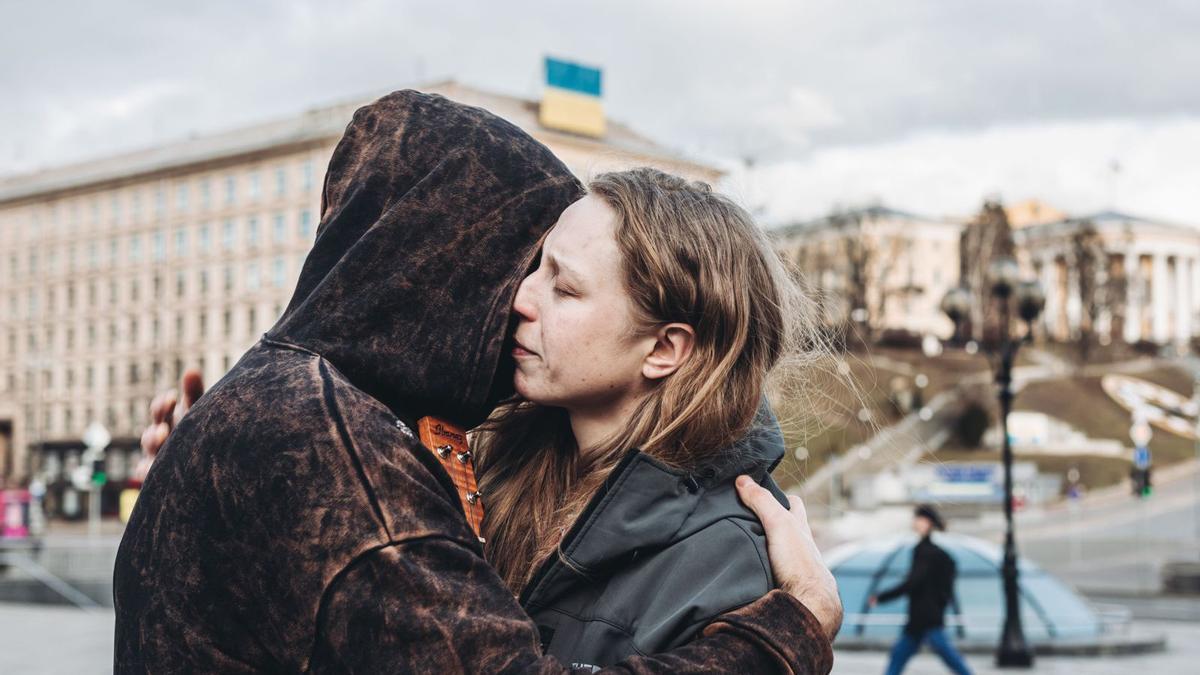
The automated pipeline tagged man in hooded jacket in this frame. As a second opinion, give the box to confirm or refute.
[113,90,836,673]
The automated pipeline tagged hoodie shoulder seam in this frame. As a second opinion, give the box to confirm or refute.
[315,357,394,542]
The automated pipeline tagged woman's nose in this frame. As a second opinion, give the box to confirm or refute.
[512,273,538,321]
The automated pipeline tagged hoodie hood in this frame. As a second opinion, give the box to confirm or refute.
[267,90,584,427]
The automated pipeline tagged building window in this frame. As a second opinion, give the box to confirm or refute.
[199,269,209,295]
[131,191,142,221]
[176,271,186,298]
[225,175,236,205]
[301,160,314,192]
[88,241,98,269]
[153,231,165,261]
[222,220,235,250]
[247,217,259,246]
[223,310,232,337]
[248,307,257,336]
[200,178,212,210]
[246,262,260,290]
[198,223,211,253]
[249,171,261,201]
[176,183,189,213]
[155,187,166,217]
[299,209,313,239]
[272,213,285,243]
[175,228,188,256]
[130,235,142,263]
[109,238,119,266]
[223,265,234,292]
[199,312,207,338]
[272,257,285,288]
[275,166,286,196]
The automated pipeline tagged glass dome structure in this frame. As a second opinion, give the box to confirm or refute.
[828,533,1102,646]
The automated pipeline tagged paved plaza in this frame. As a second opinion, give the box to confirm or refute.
[0,602,1197,674]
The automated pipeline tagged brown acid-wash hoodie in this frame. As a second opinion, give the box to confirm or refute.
[113,90,833,674]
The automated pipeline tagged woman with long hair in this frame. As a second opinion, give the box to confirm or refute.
[475,167,833,667]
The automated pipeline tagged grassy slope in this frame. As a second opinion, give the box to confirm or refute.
[1012,365,1196,463]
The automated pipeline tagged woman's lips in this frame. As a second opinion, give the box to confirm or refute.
[512,338,537,358]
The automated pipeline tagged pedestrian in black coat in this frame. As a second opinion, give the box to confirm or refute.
[870,504,972,675]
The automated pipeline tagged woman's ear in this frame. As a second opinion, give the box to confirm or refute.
[642,323,695,380]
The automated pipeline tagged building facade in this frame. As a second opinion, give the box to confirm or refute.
[777,203,1200,351]
[1014,210,1200,348]
[773,206,963,338]
[0,81,719,512]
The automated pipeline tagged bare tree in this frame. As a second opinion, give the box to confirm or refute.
[1070,219,1106,361]
[958,200,1015,341]
[828,208,870,326]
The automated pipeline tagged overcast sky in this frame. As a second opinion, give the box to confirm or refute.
[4,0,1199,223]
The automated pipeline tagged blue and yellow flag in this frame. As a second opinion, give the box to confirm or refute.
[539,57,606,138]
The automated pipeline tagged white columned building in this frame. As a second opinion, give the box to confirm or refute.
[1124,248,1143,343]
[1152,253,1171,343]
[1013,211,1200,351]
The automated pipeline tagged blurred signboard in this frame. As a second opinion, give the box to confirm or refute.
[917,464,1003,502]
[540,56,606,137]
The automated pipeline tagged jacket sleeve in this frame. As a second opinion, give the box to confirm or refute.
[308,536,832,674]
[876,546,930,604]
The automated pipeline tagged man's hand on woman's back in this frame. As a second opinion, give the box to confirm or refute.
[133,369,205,481]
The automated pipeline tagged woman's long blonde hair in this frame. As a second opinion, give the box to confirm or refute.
[475,167,825,593]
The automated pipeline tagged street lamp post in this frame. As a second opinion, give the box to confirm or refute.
[943,258,1043,668]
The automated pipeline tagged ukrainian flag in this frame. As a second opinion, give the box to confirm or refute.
[539,57,606,138]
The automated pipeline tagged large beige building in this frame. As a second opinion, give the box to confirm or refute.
[0,80,719,514]
[773,206,963,337]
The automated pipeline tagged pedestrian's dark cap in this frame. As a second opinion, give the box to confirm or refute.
[914,503,946,531]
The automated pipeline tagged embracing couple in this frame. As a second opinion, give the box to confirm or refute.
[113,90,841,673]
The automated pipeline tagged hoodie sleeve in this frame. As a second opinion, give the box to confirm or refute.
[309,536,833,674]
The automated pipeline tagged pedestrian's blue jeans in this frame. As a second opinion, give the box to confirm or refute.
[884,628,972,675]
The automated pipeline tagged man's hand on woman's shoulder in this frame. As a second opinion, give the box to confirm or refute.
[736,475,843,641]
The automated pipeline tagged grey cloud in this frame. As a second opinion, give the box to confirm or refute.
[3,0,1200,173]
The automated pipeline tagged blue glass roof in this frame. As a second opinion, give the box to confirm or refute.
[827,533,1101,643]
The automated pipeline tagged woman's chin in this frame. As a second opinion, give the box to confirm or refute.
[512,372,534,400]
